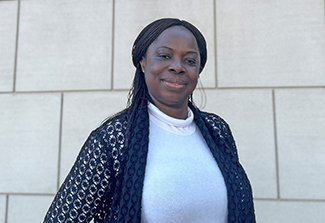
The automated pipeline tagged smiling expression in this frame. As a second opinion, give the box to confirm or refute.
[140,26,201,116]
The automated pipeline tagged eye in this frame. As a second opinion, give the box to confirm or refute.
[158,54,171,59]
[185,58,197,66]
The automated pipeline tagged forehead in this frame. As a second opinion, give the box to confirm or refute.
[149,26,199,51]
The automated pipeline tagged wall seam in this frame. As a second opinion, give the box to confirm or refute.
[213,0,218,89]
[57,93,64,190]
[214,86,325,90]
[272,89,281,199]
[0,192,56,196]
[12,0,21,92]
[0,89,129,95]
[110,0,115,90]
[0,86,324,95]
[4,195,8,223]
[254,197,325,203]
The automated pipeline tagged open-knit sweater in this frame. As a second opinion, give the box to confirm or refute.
[43,102,256,223]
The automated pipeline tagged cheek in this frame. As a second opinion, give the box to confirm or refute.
[148,63,165,75]
[189,74,199,91]
[189,70,200,82]
[144,72,158,92]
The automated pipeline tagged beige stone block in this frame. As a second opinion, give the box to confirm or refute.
[255,200,325,223]
[0,93,61,193]
[0,1,17,92]
[0,195,5,223]
[7,195,53,223]
[60,91,128,183]
[275,89,325,199]
[16,0,112,91]
[217,0,325,87]
[195,89,277,198]
[114,0,215,90]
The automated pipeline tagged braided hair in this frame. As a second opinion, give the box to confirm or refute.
[126,18,207,130]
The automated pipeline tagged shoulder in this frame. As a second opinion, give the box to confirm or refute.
[189,101,232,137]
[196,110,237,152]
[78,110,128,176]
[197,110,230,132]
[92,110,128,138]
[79,110,128,159]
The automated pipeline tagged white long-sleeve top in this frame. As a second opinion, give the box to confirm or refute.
[141,103,228,223]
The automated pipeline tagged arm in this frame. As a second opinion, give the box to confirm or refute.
[44,129,115,223]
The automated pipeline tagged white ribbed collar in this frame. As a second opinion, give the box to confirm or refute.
[148,103,196,135]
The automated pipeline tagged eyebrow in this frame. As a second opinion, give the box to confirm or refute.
[156,46,199,55]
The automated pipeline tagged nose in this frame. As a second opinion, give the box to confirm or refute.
[169,58,185,74]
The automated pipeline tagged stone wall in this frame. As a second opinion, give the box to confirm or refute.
[0,0,324,222]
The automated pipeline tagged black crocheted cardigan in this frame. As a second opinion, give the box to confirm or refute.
[44,103,256,222]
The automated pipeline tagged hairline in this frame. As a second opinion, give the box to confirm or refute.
[143,25,201,59]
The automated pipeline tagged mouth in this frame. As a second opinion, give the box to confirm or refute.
[161,78,186,90]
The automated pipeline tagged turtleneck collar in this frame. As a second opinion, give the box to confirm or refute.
[148,102,196,135]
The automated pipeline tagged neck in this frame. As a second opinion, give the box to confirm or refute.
[152,101,189,120]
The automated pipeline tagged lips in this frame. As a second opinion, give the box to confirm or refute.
[161,78,186,90]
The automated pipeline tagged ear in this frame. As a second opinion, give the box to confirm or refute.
[140,57,146,73]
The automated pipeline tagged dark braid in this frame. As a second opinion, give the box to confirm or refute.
[126,18,207,141]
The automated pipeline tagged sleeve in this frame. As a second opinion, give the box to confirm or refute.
[203,112,240,161]
[223,122,240,161]
[222,121,257,222]
[43,129,115,223]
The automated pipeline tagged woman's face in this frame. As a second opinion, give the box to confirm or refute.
[140,26,201,114]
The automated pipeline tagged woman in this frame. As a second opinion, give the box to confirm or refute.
[44,18,256,223]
